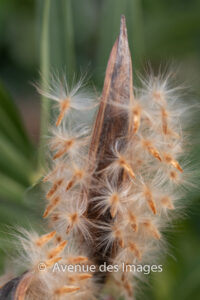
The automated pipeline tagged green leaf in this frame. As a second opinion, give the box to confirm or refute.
[0,83,33,159]
[0,80,37,272]
[0,82,36,196]
[0,134,33,185]
[0,172,25,203]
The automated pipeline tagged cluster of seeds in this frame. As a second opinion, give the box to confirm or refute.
[41,75,96,242]
[89,73,188,299]
[18,76,97,300]
[14,71,190,300]
[17,229,96,300]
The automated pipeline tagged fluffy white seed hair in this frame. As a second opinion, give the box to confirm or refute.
[37,72,98,126]
[7,68,196,300]
[92,70,197,299]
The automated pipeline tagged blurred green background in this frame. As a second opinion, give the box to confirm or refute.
[0,0,200,299]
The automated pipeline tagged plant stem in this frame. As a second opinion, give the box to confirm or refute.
[38,0,50,169]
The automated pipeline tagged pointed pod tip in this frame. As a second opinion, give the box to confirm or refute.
[120,15,127,36]
[120,14,126,24]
